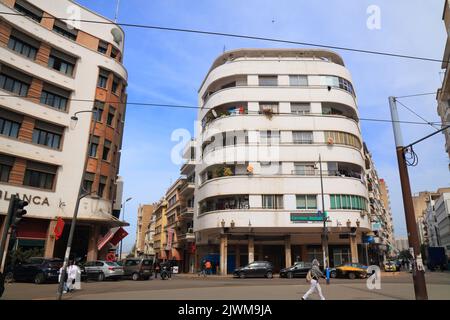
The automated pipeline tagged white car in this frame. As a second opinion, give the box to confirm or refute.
[83,260,124,281]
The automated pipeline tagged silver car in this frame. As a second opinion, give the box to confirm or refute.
[83,260,124,281]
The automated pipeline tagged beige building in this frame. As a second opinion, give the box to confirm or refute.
[438,0,450,165]
[0,0,128,261]
[135,204,154,257]
[152,198,167,261]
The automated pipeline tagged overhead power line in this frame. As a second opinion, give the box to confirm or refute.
[0,11,447,64]
[0,94,446,126]
[395,99,440,130]
[395,92,436,99]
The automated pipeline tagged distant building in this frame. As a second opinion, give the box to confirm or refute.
[424,193,450,258]
[437,0,450,166]
[395,237,409,252]
[135,204,155,257]
[152,198,167,261]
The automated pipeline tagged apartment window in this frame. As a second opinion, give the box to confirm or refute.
[259,75,278,86]
[0,66,31,96]
[262,195,284,209]
[89,136,100,157]
[97,69,109,88]
[112,77,119,94]
[83,172,95,194]
[102,139,111,161]
[260,161,281,175]
[14,0,43,22]
[320,76,355,96]
[98,175,107,197]
[0,154,15,182]
[98,40,108,54]
[260,130,280,145]
[116,113,122,130]
[168,195,177,207]
[111,47,118,59]
[293,162,315,175]
[7,30,39,60]
[289,75,308,86]
[322,105,343,116]
[32,121,63,149]
[53,19,78,41]
[48,49,76,76]
[93,101,104,122]
[23,161,57,190]
[259,102,279,114]
[107,106,116,126]
[291,103,310,115]
[324,131,361,149]
[330,194,367,211]
[0,117,20,138]
[293,131,313,144]
[40,84,70,111]
[296,195,317,209]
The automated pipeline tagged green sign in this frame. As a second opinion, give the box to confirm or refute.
[291,212,326,222]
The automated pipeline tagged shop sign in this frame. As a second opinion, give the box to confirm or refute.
[166,228,174,250]
[0,190,50,206]
[290,211,325,222]
[371,222,381,231]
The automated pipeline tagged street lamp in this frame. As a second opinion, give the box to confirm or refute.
[57,108,99,300]
[315,154,329,271]
[119,197,132,259]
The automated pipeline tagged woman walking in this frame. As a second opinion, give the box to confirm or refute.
[302,259,326,300]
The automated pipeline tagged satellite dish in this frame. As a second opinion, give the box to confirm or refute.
[111,28,123,44]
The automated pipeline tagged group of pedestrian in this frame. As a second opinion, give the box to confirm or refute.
[58,260,81,294]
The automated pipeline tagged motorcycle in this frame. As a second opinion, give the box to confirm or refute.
[160,264,171,280]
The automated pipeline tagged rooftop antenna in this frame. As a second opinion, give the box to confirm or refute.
[114,0,121,23]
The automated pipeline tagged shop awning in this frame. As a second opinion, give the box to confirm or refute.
[97,227,128,251]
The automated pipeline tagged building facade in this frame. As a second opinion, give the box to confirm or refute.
[438,0,450,166]
[143,213,156,257]
[192,49,372,274]
[424,192,450,258]
[135,204,154,257]
[0,0,128,261]
[152,198,167,261]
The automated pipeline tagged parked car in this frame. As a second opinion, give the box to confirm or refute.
[384,261,397,272]
[83,260,124,281]
[279,261,312,278]
[233,261,273,279]
[332,263,368,279]
[7,257,63,284]
[121,258,153,280]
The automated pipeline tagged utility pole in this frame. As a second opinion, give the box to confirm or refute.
[388,96,428,300]
[318,154,329,270]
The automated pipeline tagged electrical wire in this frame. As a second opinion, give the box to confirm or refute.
[0,11,447,64]
[395,99,440,130]
[395,92,436,99]
[404,146,419,167]
[0,93,444,126]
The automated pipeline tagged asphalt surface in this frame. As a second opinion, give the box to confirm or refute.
[2,271,450,300]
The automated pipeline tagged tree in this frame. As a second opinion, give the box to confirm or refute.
[126,244,136,258]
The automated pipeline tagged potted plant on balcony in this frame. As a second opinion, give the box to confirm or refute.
[261,108,274,120]
[223,167,233,176]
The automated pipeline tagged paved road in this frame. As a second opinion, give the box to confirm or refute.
[2,271,450,300]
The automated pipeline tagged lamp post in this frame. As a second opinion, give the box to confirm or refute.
[119,197,132,259]
[57,109,98,300]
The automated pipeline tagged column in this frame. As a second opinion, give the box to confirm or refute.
[350,235,359,263]
[235,244,241,268]
[87,225,100,261]
[284,235,292,268]
[220,234,228,275]
[44,220,57,258]
[301,245,308,262]
[248,236,254,263]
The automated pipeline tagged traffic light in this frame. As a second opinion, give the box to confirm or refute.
[9,197,28,229]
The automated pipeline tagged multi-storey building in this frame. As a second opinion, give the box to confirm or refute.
[143,213,156,258]
[424,192,450,258]
[135,204,154,257]
[363,144,395,264]
[438,0,450,166]
[0,0,128,261]
[193,48,372,274]
[163,178,183,267]
[152,198,167,261]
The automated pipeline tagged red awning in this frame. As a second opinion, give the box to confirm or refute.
[97,227,128,251]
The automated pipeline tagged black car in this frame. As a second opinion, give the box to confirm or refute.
[233,261,273,279]
[8,257,63,284]
[279,261,312,278]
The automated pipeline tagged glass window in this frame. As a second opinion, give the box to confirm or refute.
[52,20,78,40]
[293,131,313,144]
[0,117,20,138]
[289,75,308,86]
[0,73,29,96]
[94,101,104,122]
[296,195,317,209]
[97,75,108,88]
[23,169,55,190]
[89,136,99,157]
[8,36,37,60]
[48,54,75,76]
[32,128,61,149]
[293,162,315,175]
[98,175,107,197]
[98,41,108,54]
[259,130,280,145]
[262,195,283,209]
[112,77,119,94]
[324,131,361,149]
[291,103,310,114]
[107,106,115,126]
[258,75,278,86]
[0,163,12,182]
[40,90,68,111]
[259,103,279,114]
[102,139,111,161]
[14,0,43,22]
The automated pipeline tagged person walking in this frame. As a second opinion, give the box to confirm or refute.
[205,260,212,275]
[199,259,207,277]
[302,259,326,300]
[154,260,160,279]
[67,261,78,293]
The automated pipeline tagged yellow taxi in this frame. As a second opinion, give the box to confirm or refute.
[331,263,368,279]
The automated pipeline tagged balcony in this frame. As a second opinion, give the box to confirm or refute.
[179,206,194,218]
[180,159,196,175]
[178,229,195,242]
[180,179,195,196]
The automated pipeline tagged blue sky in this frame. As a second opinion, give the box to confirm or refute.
[77,0,450,252]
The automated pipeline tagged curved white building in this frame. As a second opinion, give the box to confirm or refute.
[193,49,370,274]
[0,0,127,261]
